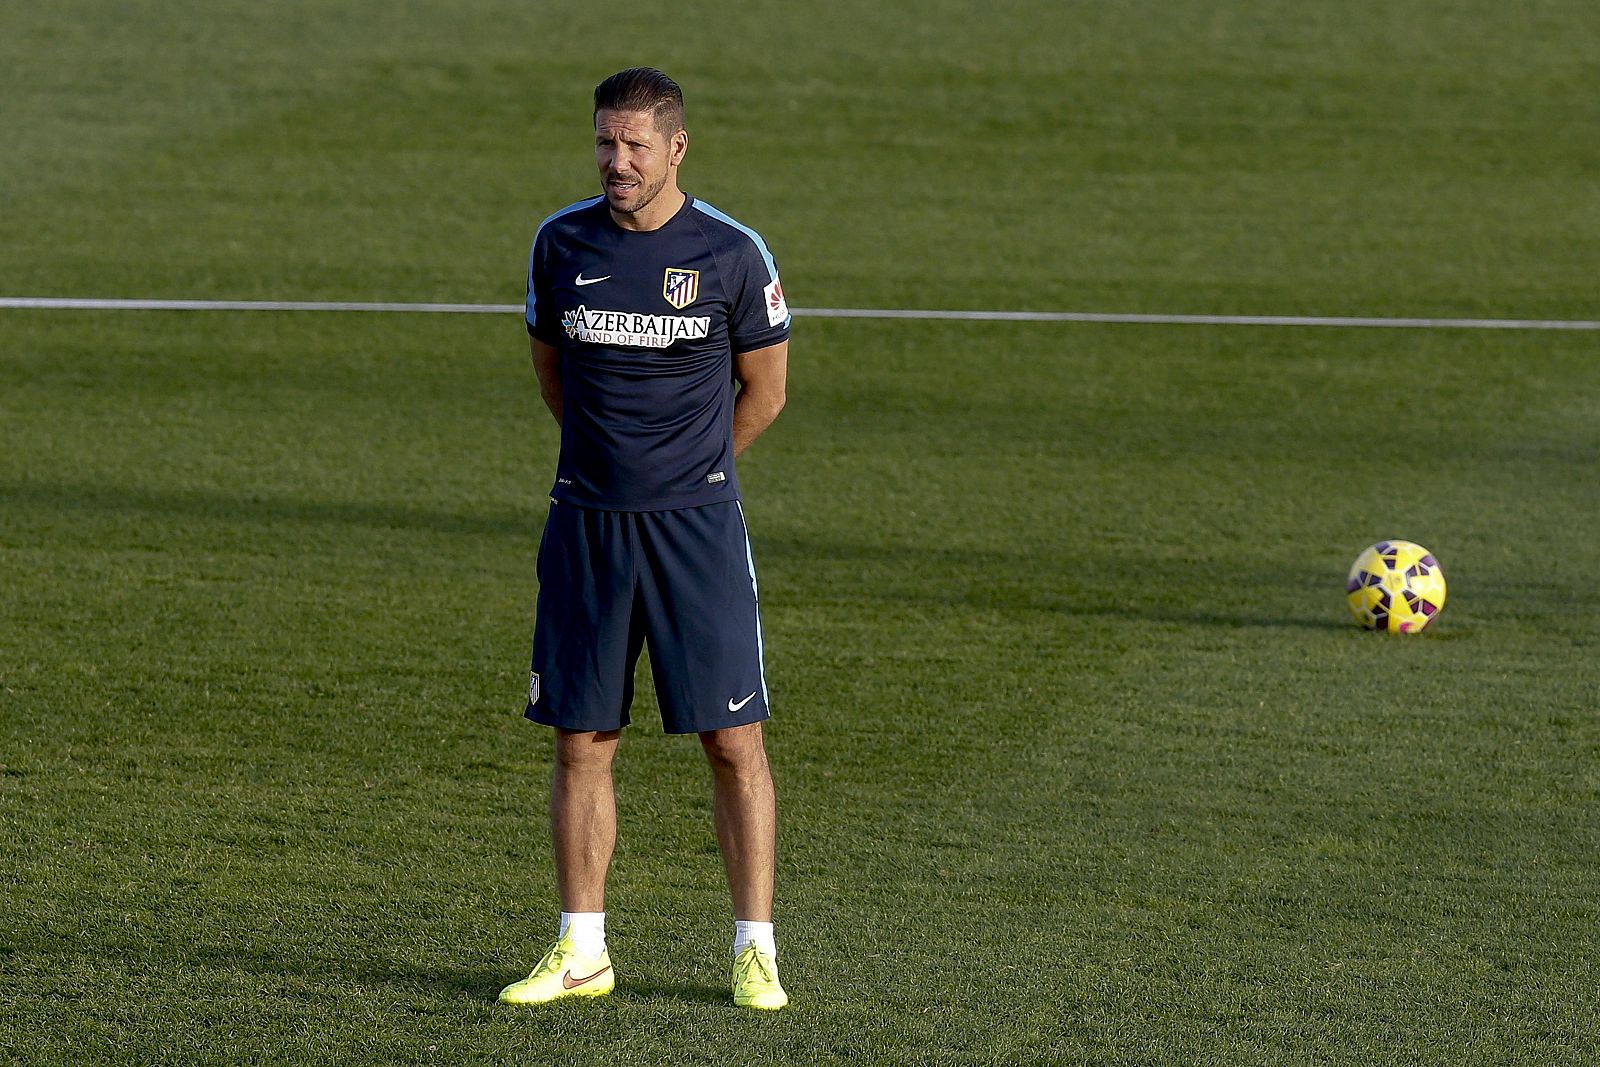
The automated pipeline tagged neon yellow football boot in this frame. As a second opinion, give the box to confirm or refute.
[498,932,614,1005]
[731,944,788,1010]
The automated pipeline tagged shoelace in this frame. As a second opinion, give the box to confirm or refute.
[736,947,776,983]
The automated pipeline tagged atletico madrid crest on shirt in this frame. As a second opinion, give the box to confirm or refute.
[662,267,699,309]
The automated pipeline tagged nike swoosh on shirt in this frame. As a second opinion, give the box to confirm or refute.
[574,273,610,286]
[728,692,758,713]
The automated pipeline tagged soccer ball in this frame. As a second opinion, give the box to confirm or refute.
[1345,540,1447,633]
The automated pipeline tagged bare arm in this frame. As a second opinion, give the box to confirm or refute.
[732,340,788,458]
[530,336,563,425]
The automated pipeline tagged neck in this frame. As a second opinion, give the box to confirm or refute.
[611,186,686,232]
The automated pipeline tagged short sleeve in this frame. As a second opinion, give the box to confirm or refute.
[727,238,791,354]
[526,229,560,344]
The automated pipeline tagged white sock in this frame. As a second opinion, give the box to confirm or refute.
[734,920,776,959]
[559,911,606,957]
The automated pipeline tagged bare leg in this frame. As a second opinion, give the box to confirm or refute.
[699,722,777,921]
[551,728,622,912]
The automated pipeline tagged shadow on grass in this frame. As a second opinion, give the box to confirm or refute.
[353,961,520,1001]
[760,533,1358,630]
[1095,607,1350,631]
[608,979,729,1007]
[169,944,510,1003]
[358,963,727,1007]
[0,478,536,540]
[189,951,730,1008]
[3,480,1450,633]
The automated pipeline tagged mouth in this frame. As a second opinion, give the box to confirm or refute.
[606,177,639,196]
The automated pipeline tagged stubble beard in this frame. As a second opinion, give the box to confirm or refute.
[605,169,669,218]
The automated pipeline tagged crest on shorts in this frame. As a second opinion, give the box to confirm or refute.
[528,672,541,707]
[662,267,699,309]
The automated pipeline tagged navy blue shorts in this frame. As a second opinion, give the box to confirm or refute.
[525,499,770,734]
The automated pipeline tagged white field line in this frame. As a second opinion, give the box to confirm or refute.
[2,296,1599,330]
[0,297,520,315]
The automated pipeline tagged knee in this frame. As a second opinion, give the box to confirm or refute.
[554,729,620,775]
[700,723,768,776]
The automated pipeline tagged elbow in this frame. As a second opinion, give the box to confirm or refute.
[741,381,785,421]
[757,391,786,430]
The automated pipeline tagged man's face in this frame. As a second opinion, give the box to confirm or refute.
[594,108,685,218]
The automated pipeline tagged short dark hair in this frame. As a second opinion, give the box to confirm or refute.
[593,67,684,134]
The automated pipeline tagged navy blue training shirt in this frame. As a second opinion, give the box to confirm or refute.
[526,195,791,511]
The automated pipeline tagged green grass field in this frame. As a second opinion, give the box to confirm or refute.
[4,2,1599,1064]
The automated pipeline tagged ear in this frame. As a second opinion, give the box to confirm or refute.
[670,128,688,167]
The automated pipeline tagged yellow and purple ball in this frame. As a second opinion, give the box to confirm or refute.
[1346,540,1447,633]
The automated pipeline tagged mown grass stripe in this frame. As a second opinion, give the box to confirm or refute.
[4,296,1599,330]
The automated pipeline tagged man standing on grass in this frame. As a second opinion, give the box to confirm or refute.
[498,68,791,1011]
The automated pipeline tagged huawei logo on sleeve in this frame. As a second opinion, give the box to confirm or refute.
[763,278,788,326]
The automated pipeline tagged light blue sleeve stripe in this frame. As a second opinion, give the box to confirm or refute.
[690,200,780,283]
[526,196,603,328]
